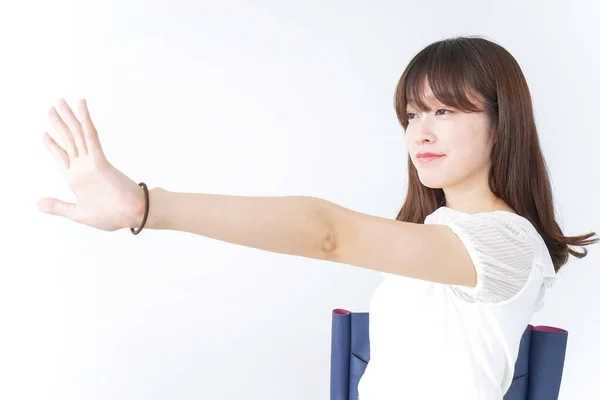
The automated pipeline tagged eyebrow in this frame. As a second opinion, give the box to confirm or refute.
[407,96,444,109]
[406,101,434,110]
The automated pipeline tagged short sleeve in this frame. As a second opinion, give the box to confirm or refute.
[443,213,536,303]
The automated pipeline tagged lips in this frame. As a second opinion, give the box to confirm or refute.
[416,152,445,163]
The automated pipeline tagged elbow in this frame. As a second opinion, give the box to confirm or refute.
[321,230,338,255]
[311,197,340,261]
[317,229,340,263]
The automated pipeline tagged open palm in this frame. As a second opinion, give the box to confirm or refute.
[37,98,145,231]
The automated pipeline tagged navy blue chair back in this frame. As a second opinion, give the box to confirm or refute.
[330,309,568,400]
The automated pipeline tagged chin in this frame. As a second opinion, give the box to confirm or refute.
[420,181,445,189]
[416,172,447,189]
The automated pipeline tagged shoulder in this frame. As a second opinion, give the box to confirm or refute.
[427,207,537,244]
[429,208,540,303]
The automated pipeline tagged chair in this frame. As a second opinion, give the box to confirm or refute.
[330,308,568,400]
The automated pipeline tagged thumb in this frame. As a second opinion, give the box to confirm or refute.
[37,197,77,220]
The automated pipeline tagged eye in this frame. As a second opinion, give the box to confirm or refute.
[406,109,452,121]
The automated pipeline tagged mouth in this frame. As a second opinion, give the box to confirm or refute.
[416,154,445,163]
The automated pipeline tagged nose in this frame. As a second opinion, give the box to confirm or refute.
[415,131,435,145]
[412,114,437,145]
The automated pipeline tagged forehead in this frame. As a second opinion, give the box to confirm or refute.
[406,80,443,107]
[406,95,444,109]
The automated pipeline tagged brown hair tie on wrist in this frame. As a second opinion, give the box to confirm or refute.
[131,182,149,235]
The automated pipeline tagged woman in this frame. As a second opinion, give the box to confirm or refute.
[37,36,597,399]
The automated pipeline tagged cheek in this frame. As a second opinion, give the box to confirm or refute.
[450,133,493,172]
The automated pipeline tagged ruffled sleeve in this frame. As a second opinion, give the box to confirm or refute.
[531,233,557,311]
[442,213,538,303]
[532,234,557,289]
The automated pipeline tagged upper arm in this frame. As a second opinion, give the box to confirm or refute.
[324,204,535,301]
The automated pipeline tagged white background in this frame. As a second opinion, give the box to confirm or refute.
[1,0,598,399]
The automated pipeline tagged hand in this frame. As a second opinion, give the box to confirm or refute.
[37,98,146,232]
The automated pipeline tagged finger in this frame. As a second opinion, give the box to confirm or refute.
[43,131,70,173]
[57,98,88,156]
[36,197,77,220]
[78,98,104,156]
[49,105,78,160]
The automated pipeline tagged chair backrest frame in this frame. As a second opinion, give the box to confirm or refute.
[330,308,568,400]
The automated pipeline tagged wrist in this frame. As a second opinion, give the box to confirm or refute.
[145,187,166,229]
[129,186,166,231]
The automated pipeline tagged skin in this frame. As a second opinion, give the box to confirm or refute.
[405,79,515,215]
[37,96,515,286]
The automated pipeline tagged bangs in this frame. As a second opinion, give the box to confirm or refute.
[397,39,491,117]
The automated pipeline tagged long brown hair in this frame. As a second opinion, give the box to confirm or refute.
[394,35,598,273]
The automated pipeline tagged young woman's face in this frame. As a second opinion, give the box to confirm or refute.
[404,81,493,191]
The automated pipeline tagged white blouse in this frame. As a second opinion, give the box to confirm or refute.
[357,206,557,400]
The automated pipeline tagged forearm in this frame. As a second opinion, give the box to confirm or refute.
[136,187,336,259]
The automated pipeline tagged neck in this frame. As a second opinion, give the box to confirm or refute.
[442,186,501,214]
